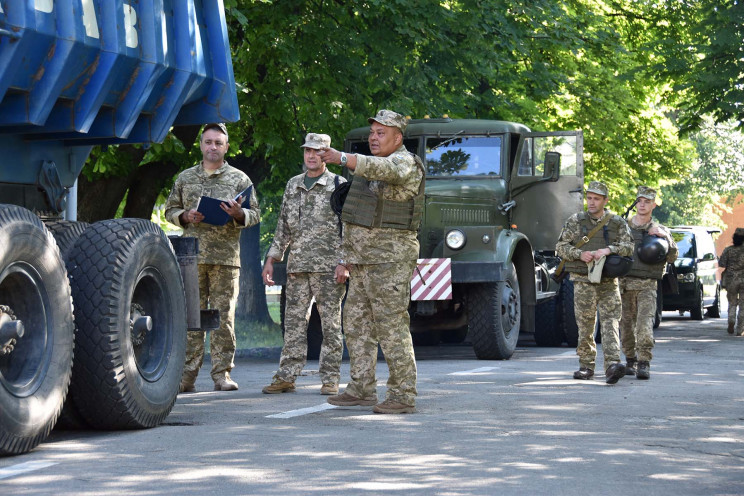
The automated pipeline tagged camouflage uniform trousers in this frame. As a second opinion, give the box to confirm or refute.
[620,279,657,362]
[273,271,345,385]
[342,261,418,406]
[182,264,240,384]
[726,281,744,335]
[574,278,623,372]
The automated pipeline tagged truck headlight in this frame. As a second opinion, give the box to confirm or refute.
[445,229,466,250]
[677,273,695,283]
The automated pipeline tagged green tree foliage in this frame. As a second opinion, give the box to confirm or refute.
[645,0,744,133]
[655,118,744,227]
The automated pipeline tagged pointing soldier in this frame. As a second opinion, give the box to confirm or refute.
[619,186,677,379]
[318,110,425,414]
[165,123,261,393]
[556,180,634,384]
[261,133,347,395]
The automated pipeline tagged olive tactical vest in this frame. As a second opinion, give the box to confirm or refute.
[564,213,626,274]
[625,227,666,279]
[341,154,425,231]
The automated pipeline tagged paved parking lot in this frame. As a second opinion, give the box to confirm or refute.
[1,311,743,495]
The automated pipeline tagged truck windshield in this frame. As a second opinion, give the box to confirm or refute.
[425,136,502,177]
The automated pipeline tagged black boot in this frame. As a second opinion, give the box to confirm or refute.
[625,358,637,376]
[636,361,650,380]
[573,367,594,380]
[605,363,626,384]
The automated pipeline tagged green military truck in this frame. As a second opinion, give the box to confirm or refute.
[345,117,584,359]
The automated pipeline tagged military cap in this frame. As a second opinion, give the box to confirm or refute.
[735,227,744,237]
[636,185,657,201]
[202,122,228,139]
[301,133,331,150]
[586,180,608,197]
[368,109,407,133]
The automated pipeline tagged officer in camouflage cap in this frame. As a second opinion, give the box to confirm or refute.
[165,123,261,393]
[720,227,744,336]
[261,133,347,395]
[318,109,424,414]
[556,180,633,384]
[619,185,677,380]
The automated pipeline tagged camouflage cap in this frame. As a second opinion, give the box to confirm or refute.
[301,133,331,149]
[586,180,608,197]
[636,185,657,201]
[202,123,228,139]
[368,109,407,133]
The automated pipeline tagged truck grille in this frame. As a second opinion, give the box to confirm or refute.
[440,208,492,225]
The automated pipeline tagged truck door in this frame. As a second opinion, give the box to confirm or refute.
[509,131,584,252]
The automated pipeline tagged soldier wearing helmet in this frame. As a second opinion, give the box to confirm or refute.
[619,186,678,379]
[556,180,634,384]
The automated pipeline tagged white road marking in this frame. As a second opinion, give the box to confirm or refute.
[266,403,338,419]
[0,461,57,480]
[448,366,499,376]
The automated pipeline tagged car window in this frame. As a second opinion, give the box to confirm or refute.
[695,231,716,260]
[425,136,502,177]
[672,232,695,258]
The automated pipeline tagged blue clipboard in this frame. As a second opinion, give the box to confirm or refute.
[196,185,253,226]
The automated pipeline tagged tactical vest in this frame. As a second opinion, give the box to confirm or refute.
[625,227,666,279]
[341,154,425,231]
[564,213,626,274]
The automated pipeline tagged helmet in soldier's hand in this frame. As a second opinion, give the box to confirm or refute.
[602,255,633,278]
[636,235,669,264]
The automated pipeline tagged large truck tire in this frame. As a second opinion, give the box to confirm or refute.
[534,296,565,346]
[46,221,91,430]
[559,278,579,348]
[0,205,74,455]
[66,219,186,430]
[468,262,521,360]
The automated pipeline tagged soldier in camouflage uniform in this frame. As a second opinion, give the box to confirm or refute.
[164,123,260,393]
[719,227,744,336]
[261,133,347,395]
[318,110,424,414]
[619,186,678,380]
[556,181,634,384]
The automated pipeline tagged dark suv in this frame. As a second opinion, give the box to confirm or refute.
[661,226,722,320]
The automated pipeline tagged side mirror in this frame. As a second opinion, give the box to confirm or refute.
[543,151,560,181]
[701,252,715,261]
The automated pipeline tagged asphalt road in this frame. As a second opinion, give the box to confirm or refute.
[1,310,743,495]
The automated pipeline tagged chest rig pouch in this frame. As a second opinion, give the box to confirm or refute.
[341,155,425,231]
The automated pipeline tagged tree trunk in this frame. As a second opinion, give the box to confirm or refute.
[237,222,273,324]
[77,174,131,223]
[123,160,182,219]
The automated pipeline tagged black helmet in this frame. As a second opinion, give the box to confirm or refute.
[602,255,633,278]
[636,235,669,264]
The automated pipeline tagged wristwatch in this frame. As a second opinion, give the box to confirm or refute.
[338,259,347,267]
[340,152,348,166]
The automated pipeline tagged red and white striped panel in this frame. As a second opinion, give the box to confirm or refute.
[410,258,452,301]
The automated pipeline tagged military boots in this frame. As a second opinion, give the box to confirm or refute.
[625,358,637,377]
[573,367,594,380]
[728,322,735,335]
[636,361,651,380]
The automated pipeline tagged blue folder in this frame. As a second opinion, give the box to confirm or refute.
[196,185,253,226]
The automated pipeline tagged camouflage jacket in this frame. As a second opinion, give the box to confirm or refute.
[556,209,633,282]
[164,161,260,267]
[341,144,423,265]
[266,169,346,273]
[720,244,744,289]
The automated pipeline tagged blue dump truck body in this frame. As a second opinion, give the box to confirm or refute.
[0,0,239,456]
[0,0,239,213]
